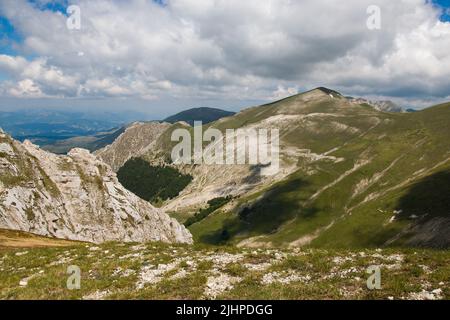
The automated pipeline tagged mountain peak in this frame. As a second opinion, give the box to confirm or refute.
[314,87,343,97]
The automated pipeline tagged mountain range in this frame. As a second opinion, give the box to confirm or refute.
[30,107,235,154]
[0,87,449,250]
[0,109,138,144]
[35,98,402,155]
[93,87,450,249]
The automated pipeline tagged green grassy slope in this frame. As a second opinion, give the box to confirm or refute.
[183,90,450,248]
[1,241,448,300]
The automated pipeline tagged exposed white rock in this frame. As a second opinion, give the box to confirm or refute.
[407,288,443,300]
[48,256,72,266]
[18,270,43,287]
[243,262,272,271]
[83,290,111,300]
[348,97,404,113]
[19,276,34,287]
[204,273,241,299]
[0,143,14,156]
[112,267,135,278]
[136,261,180,289]
[205,253,244,266]
[0,134,192,244]
[261,271,311,285]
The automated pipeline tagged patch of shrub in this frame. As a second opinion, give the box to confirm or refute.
[184,196,232,227]
[117,158,192,203]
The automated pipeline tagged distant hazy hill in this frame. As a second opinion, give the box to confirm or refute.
[38,107,235,153]
[164,107,235,126]
[0,109,135,146]
[42,126,125,154]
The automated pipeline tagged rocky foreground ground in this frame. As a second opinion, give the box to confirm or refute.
[0,240,448,300]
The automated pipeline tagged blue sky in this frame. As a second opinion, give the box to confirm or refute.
[432,0,450,21]
[0,16,20,56]
[1,0,450,117]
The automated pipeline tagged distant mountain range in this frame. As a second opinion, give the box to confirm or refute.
[0,109,136,146]
[23,107,236,154]
[163,107,235,126]
[41,126,125,154]
[0,100,407,154]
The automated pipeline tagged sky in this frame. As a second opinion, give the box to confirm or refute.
[0,0,450,119]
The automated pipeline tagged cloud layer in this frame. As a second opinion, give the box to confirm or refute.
[0,0,449,108]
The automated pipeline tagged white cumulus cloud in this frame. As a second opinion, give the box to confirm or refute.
[0,0,448,108]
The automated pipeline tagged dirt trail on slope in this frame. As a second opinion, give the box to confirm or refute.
[0,229,79,249]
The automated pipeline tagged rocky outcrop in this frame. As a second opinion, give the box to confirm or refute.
[348,97,404,113]
[0,130,192,244]
[95,122,171,171]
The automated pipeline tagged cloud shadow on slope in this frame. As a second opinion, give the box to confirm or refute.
[199,176,317,245]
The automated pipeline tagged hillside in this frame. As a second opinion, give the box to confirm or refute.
[0,229,79,249]
[188,90,450,248]
[164,107,235,126]
[96,88,450,249]
[95,122,172,172]
[0,129,192,244]
[0,242,448,300]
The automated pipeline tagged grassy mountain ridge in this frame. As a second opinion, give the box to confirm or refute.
[191,97,450,247]
[80,88,450,249]
[129,89,450,249]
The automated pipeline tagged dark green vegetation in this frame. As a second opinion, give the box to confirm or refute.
[184,196,233,227]
[164,107,235,126]
[0,241,448,300]
[117,158,192,204]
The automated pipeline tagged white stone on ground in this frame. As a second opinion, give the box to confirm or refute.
[204,273,241,299]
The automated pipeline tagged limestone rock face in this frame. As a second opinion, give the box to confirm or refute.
[0,131,192,244]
